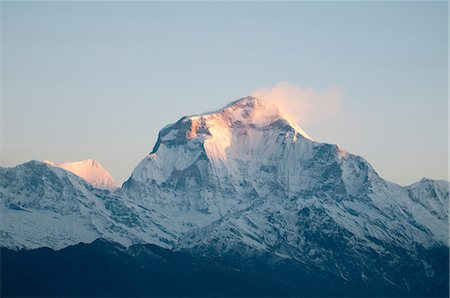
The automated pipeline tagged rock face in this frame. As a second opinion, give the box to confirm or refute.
[44,159,116,189]
[0,96,448,296]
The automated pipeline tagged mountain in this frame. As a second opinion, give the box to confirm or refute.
[44,159,116,189]
[122,97,448,250]
[0,96,448,296]
[0,161,170,250]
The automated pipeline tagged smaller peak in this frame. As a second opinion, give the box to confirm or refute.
[46,159,99,167]
[414,177,448,186]
[409,177,435,186]
[24,160,47,167]
[42,159,115,189]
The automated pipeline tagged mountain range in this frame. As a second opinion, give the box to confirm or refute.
[1,97,448,297]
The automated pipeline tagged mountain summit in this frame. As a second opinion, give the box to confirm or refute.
[44,159,115,189]
[195,96,312,139]
[150,96,311,158]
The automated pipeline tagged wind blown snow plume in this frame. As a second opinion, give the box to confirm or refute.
[252,82,342,125]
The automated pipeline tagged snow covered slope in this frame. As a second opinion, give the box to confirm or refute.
[122,97,448,253]
[44,159,115,189]
[0,161,173,250]
[121,97,316,235]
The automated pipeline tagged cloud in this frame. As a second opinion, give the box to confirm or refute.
[251,82,342,125]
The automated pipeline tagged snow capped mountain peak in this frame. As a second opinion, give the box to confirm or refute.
[122,96,448,252]
[43,159,115,190]
[129,96,316,191]
[201,96,312,140]
[150,96,311,159]
[220,96,277,124]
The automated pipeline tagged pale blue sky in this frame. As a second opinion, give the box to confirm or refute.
[1,1,447,185]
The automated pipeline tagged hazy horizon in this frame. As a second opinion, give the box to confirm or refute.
[1,1,448,186]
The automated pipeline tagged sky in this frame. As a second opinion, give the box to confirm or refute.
[1,1,448,186]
